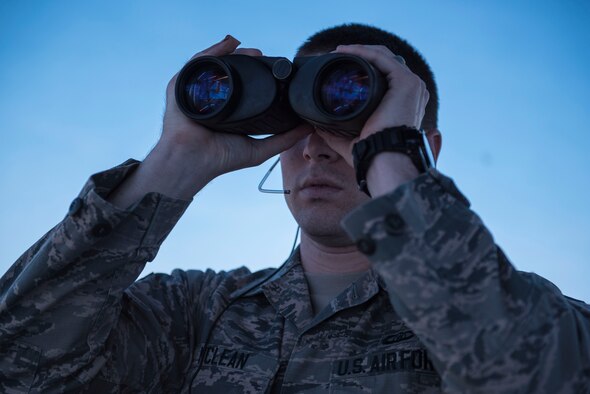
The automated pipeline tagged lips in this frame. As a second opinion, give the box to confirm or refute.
[298,177,343,198]
[300,178,341,190]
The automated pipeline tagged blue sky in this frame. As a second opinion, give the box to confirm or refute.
[1,1,589,300]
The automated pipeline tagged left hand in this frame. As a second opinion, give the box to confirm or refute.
[317,44,429,168]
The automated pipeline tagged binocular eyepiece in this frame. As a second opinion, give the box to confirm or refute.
[174,54,386,137]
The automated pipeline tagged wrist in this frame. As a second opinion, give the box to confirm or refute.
[352,126,429,196]
[365,152,419,197]
[145,139,219,197]
[107,140,218,208]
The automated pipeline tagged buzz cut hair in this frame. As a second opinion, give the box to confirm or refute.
[297,23,439,131]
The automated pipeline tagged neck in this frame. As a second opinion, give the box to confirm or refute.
[299,232,371,273]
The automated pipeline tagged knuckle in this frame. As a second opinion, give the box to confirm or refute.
[410,74,423,86]
[375,45,392,55]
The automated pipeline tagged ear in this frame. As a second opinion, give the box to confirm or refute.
[425,128,442,164]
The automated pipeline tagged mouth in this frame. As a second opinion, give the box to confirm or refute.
[299,178,343,198]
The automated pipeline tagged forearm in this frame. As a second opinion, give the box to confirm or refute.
[0,161,191,391]
[342,170,590,393]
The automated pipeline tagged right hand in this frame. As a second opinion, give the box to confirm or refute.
[109,36,310,206]
[159,35,311,184]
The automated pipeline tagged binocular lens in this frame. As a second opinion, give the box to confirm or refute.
[319,62,370,116]
[183,64,231,115]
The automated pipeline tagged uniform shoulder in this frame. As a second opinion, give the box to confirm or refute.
[517,270,590,311]
[135,265,276,299]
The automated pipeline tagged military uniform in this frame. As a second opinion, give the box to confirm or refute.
[1,160,589,393]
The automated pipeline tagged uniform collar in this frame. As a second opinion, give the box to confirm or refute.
[237,247,386,333]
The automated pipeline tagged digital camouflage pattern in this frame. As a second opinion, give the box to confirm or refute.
[1,160,589,393]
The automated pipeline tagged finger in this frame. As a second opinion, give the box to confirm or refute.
[250,125,312,165]
[233,48,263,56]
[167,35,241,94]
[333,44,405,75]
[189,35,241,60]
[394,55,406,66]
[346,44,397,59]
[415,88,430,126]
[316,130,357,166]
[316,129,356,147]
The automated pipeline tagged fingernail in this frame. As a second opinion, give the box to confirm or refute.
[221,34,241,46]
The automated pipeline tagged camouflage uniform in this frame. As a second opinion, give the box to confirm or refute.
[1,159,589,393]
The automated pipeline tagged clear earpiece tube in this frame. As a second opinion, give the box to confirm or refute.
[258,157,290,194]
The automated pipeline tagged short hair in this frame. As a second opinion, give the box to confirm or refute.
[297,23,439,130]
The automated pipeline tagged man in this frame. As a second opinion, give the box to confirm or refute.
[1,23,589,393]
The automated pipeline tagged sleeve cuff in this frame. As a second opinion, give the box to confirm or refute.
[341,169,470,252]
[58,160,192,262]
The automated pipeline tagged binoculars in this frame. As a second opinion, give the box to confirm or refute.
[174,54,386,137]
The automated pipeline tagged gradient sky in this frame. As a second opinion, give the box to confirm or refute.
[1,1,589,301]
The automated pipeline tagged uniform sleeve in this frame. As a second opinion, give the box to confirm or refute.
[342,169,590,393]
[0,160,202,393]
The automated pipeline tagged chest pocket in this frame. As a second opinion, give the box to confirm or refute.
[329,372,441,393]
[189,344,279,394]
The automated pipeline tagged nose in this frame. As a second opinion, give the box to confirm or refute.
[302,132,339,163]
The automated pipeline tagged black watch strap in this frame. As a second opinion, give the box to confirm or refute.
[352,126,431,196]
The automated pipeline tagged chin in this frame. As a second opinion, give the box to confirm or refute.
[295,211,354,244]
[285,192,366,242]
[301,226,355,248]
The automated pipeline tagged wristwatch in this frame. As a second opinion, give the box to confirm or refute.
[352,126,433,196]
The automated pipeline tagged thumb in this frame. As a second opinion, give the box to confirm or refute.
[250,126,312,165]
[317,130,357,167]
